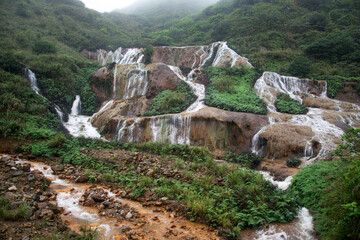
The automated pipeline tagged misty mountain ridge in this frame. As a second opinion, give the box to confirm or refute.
[115,0,219,22]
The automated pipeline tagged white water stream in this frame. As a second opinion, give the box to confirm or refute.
[252,71,360,162]
[63,95,101,139]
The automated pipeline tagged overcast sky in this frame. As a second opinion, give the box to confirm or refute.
[80,0,137,12]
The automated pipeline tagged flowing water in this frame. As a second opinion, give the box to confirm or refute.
[63,95,101,139]
[252,71,360,162]
[15,158,219,240]
[26,69,64,122]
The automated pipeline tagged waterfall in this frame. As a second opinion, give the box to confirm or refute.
[26,69,41,95]
[123,69,149,100]
[289,114,344,162]
[70,95,81,115]
[115,120,127,143]
[64,96,101,139]
[167,65,206,113]
[255,207,314,240]
[26,69,65,122]
[151,115,191,145]
[54,105,64,123]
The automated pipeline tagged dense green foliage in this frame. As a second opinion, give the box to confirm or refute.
[286,158,302,168]
[32,40,57,55]
[205,67,268,115]
[289,128,360,239]
[0,70,62,138]
[275,93,309,114]
[225,152,262,169]
[140,0,360,81]
[144,81,196,116]
[142,45,154,65]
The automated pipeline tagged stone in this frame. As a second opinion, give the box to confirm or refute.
[39,196,48,202]
[21,164,31,172]
[146,169,155,177]
[39,209,54,219]
[125,212,133,219]
[4,192,17,201]
[51,165,64,173]
[92,194,106,202]
[84,197,96,206]
[27,174,35,181]
[75,175,89,183]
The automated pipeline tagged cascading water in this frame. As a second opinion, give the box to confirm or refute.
[64,95,101,139]
[26,69,40,94]
[26,69,65,122]
[252,71,360,161]
[255,207,315,240]
[123,69,148,100]
[151,115,191,145]
[168,65,206,113]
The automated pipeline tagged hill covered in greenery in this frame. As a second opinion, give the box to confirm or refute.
[144,0,360,79]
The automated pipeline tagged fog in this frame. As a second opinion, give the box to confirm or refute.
[117,0,219,15]
[80,0,138,12]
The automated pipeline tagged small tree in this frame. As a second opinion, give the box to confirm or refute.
[143,45,154,64]
[288,56,311,78]
[32,40,57,54]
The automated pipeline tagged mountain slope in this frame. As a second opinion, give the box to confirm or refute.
[115,0,219,25]
[146,0,360,79]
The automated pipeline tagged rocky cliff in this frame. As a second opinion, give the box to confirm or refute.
[87,43,360,162]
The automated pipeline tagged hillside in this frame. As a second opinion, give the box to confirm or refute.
[145,0,360,80]
[0,0,359,239]
[115,0,219,25]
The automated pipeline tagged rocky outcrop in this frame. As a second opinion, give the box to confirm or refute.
[92,106,268,155]
[151,42,252,68]
[145,63,181,99]
[256,124,319,159]
[303,95,359,112]
[335,82,360,104]
[92,67,112,103]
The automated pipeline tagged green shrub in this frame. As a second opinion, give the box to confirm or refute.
[287,56,311,78]
[225,152,262,169]
[286,158,302,168]
[305,31,355,61]
[275,93,309,114]
[205,67,268,115]
[289,129,360,239]
[32,40,57,54]
[144,81,196,116]
[0,52,23,74]
[143,45,154,64]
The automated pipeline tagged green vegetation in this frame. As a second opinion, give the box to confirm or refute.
[32,40,57,55]
[0,70,61,138]
[205,67,268,115]
[289,128,360,239]
[144,81,196,116]
[275,93,309,114]
[140,0,360,84]
[286,158,302,168]
[224,152,262,169]
[142,45,154,64]
[0,197,32,220]
[19,135,297,238]
[58,142,297,238]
